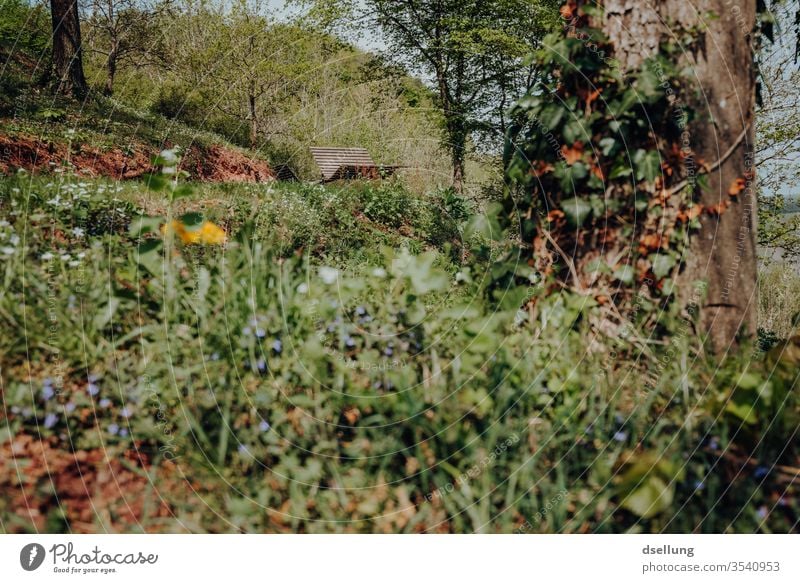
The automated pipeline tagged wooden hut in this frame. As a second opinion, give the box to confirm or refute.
[309,147,399,182]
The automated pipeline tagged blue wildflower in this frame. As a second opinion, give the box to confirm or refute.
[87,383,100,396]
[88,374,99,383]
[119,428,129,438]
[384,347,394,357]
[708,437,720,451]
[243,326,252,336]
[613,431,628,442]
[120,407,132,419]
[345,336,356,348]
[44,413,58,429]
[256,328,266,338]
[65,402,76,413]
[756,506,768,520]
[257,358,267,372]
[42,384,55,400]
[694,480,705,491]
[355,306,366,316]
[99,398,111,408]
[259,420,271,432]
[753,466,769,480]
[272,339,282,353]
[108,423,119,435]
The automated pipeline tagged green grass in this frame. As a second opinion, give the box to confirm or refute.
[0,172,798,533]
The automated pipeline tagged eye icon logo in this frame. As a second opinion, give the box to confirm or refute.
[20,543,46,571]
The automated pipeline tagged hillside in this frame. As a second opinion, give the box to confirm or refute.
[0,93,275,181]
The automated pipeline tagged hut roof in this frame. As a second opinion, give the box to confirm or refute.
[309,147,397,182]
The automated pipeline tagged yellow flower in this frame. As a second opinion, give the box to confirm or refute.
[162,219,227,245]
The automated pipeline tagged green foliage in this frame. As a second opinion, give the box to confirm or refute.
[0,0,50,113]
[502,6,699,325]
[1,173,797,533]
[306,0,561,186]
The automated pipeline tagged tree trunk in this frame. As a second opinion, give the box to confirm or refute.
[104,50,117,96]
[602,0,758,351]
[248,90,258,149]
[50,0,88,99]
[450,125,466,194]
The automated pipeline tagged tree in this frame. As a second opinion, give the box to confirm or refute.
[165,0,310,149]
[504,0,759,351]
[50,0,88,98]
[83,0,169,96]
[305,0,560,193]
[756,0,800,264]
[601,0,758,349]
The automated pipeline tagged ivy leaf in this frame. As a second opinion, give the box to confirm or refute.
[558,161,588,191]
[612,89,639,116]
[634,149,662,183]
[560,196,592,227]
[614,264,635,285]
[599,137,616,156]
[636,65,662,104]
[649,253,676,279]
[543,104,565,130]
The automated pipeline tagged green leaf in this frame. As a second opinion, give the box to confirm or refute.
[543,104,565,130]
[726,401,758,424]
[609,162,632,180]
[635,149,662,183]
[142,173,167,192]
[135,239,163,275]
[129,216,163,237]
[621,476,673,518]
[560,196,592,227]
[93,297,121,330]
[614,264,635,285]
[650,253,676,279]
[599,137,616,156]
[396,250,449,296]
[171,183,195,200]
[612,89,639,115]
[180,212,205,231]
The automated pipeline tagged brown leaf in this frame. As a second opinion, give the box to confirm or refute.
[560,142,584,165]
[728,177,746,196]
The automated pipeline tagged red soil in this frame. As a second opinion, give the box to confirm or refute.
[0,433,193,533]
[0,133,274,182]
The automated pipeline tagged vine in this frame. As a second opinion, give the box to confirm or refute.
[498,1,734,336]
